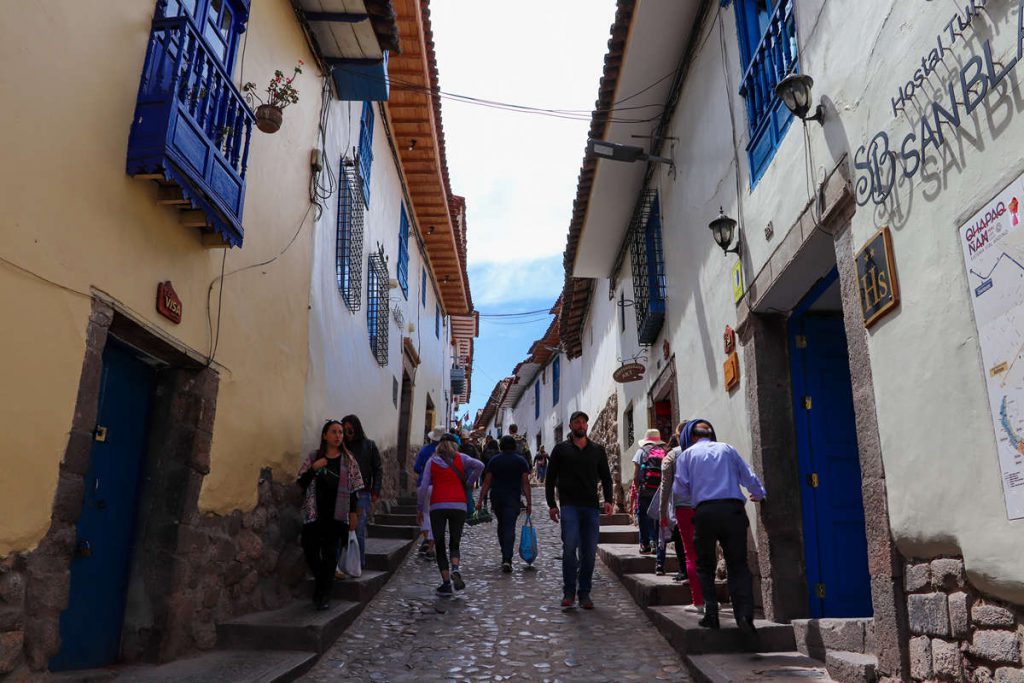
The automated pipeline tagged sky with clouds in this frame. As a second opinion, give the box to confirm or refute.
[429,0,618,424]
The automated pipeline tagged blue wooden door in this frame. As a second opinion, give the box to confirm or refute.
[791,314,872,618]
[50,342,154,671]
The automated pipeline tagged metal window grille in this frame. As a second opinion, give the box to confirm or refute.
[397,204,409,298]
[367,250,389,365]
[630,190,667,344]
[624,405,635,450]
[552,355,560,406]
[534,381,540,420]
[337,161,364,310]
[358,102,374,207]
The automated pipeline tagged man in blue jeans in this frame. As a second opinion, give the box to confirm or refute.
[477,436,531,572]
[546,411,614,609]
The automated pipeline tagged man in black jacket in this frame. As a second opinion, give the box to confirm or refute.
[546,411,613,610]
[342,414,382,568]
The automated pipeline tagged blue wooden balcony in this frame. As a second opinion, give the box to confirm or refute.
[127,13,254,247]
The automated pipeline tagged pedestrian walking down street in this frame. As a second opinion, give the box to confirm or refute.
[674,418,766,632]
[534,445,549,483]
[546,411,614,610]
[477,435,532,573]
[632,428,666,554]
[296,420,363,611]
[481,435,500,465]
[341,414,382,569]
[417,435,484,595]
[508,423,533,473]
[413,426,446,558]
[659,422,704,611]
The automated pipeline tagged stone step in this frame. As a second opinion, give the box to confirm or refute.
[792,618,873,661]
[390,504,419,515]
[621,573,731,608]
[825,651,877,683]
[597,543,680,575]
[396,495,418,506]
[373,512,418,526]
[686,651,832,682]
[364,537,414,573]
[301,569,391,603]
[647,605,795,656]
[367,522,420,539]
[601,512,632,525]
[217,600,363,653]
[599,524,638,544]
[111,650,317,682]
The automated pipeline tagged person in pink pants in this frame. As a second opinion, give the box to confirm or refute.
[660,420,704,613]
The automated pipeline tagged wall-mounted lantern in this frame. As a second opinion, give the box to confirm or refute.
[775,73,824,125]
[708,207,740,257]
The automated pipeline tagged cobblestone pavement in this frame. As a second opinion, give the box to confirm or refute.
[300,489,690,682]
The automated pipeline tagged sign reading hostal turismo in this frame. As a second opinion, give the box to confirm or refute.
[856,227,900,328]
[156,281,182,324]
[958,171,1024,520]
[613,362,646,383]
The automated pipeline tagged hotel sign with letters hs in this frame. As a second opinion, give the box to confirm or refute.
[856,227,900,328]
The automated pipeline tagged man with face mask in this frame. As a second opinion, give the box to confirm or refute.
[545,411,614,610]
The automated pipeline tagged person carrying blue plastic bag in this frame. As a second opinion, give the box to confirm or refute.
[519,514,538,565]
[477,435,531,573]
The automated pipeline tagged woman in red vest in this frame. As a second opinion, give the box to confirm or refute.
[417,435,484,595]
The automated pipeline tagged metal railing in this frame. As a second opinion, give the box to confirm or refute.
[738,0,798,139]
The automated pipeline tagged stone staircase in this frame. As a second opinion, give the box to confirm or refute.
[112,497,421,682]
[597,515,877,682]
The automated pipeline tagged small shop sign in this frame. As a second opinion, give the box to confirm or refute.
[156,281,182,324]
[855,227,900,328]
[613,362,646,383]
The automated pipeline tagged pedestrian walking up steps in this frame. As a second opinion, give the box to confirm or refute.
[119,501,420,682]
[597,518,877,682]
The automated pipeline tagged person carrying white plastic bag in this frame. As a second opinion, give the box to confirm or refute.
[337,529,362,578]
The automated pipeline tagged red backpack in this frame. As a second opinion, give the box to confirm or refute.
[639,445,665,492]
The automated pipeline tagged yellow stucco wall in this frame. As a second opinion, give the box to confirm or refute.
[0,0,320,555]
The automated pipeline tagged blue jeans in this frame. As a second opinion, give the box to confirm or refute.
[355,491,372,567]
[637,494,655,548]
[493,500,520,563]
[559,505,600,598]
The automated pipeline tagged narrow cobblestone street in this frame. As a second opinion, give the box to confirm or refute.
[300,489,689,682]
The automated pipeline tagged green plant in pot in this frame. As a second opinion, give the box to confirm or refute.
[243,60,303,134]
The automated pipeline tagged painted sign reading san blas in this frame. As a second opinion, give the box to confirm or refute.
[855,0,1022,205]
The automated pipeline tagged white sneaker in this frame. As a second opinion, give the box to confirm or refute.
[684,604,705,614]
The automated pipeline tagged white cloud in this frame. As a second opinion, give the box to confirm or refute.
[430,0,618,266]
[469,255,564,308]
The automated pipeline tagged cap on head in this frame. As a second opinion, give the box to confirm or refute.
[638,428,664,446]
[569,410,589,423]
[428,426,446,442]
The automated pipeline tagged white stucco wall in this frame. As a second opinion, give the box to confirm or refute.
[303,98,453,471]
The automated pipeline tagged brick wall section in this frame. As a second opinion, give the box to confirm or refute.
[902,555,1023,682]
[589,393,626,510]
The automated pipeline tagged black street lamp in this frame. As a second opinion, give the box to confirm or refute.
[709,207,740,256]
[775,73,824,125]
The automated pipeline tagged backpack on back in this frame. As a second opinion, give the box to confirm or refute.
[639,444,665,492]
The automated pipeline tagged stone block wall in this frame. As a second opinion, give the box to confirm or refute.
[589,393,626,511]
[902,555,1023,682]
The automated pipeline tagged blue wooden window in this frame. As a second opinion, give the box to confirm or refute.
[534,381,540,420]
[552,356,560,407]
[435,304,441,339]
[336,162,363,310]
[630,192,667,345]
[397,204,409,298]
[367,252,389,365]
[735,0,798,186]
[358,102,375,206]
[421,268,427,307]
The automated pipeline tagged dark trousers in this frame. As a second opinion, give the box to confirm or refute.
[301,519,348,601]
[656,522,686,568]
[637,494,655,547]
[429,508,467,574]
[493,501,520,563]
[693,500,754,623]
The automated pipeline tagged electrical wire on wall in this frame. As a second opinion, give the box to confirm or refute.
[309,75,337,221]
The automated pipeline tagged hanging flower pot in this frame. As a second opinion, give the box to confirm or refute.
[255,104,283,134]
[243,60,304,135]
